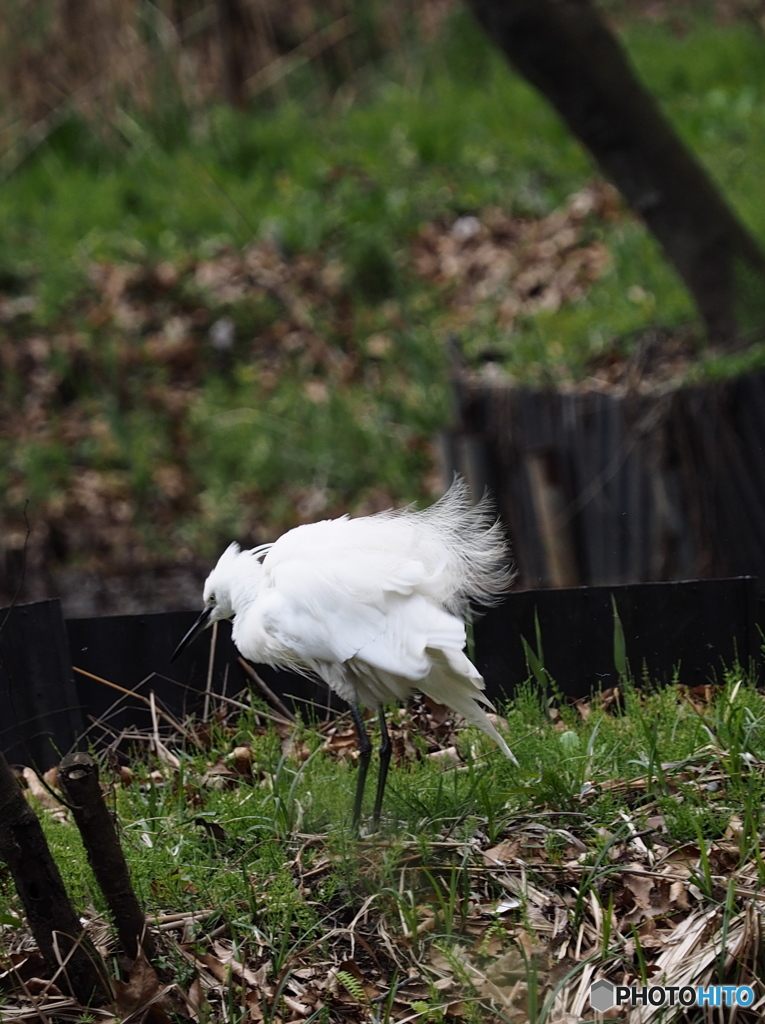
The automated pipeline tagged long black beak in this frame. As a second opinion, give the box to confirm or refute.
[171,605,213,662]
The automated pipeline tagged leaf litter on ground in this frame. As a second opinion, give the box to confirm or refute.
[2,673,765,1022]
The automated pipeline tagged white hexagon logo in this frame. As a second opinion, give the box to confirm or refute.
[590,979,616,1012]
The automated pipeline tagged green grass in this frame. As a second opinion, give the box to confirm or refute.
[3,668,765,1020]
[26,674,765,910]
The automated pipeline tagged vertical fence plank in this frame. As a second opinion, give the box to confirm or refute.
[0,600,83,769]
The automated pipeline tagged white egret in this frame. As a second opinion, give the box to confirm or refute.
[172,478,517,826]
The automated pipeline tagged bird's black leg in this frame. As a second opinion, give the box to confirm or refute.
[372,707,391,830]
[350,703,372,830]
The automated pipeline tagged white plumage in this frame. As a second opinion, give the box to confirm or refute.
[173,479,517,824]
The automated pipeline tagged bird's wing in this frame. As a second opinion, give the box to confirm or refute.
[255,559,388,664]
[259,554,467,682]
[251,517,453,670]
[262,515,447,600]
[351,593,466,679]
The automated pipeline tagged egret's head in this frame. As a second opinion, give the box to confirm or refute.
[171,542,263,661]
[201,541,243,623]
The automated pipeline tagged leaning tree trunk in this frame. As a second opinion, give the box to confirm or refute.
[465,0,765,345]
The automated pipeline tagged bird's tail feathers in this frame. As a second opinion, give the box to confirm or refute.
[420,649,518,765]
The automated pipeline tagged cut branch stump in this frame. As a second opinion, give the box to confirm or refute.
[58,752,156,962]
[0,749,107,1004]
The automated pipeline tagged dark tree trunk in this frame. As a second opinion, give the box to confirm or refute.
[465,0,765,345]
[0,751,106,1004]
[218,0,250,108]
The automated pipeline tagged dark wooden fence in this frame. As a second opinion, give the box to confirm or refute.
[1,575,759,770]
[445,367,765,590]
[473,576,760,699]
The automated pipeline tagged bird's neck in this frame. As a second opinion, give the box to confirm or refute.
[229,567,264,617]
